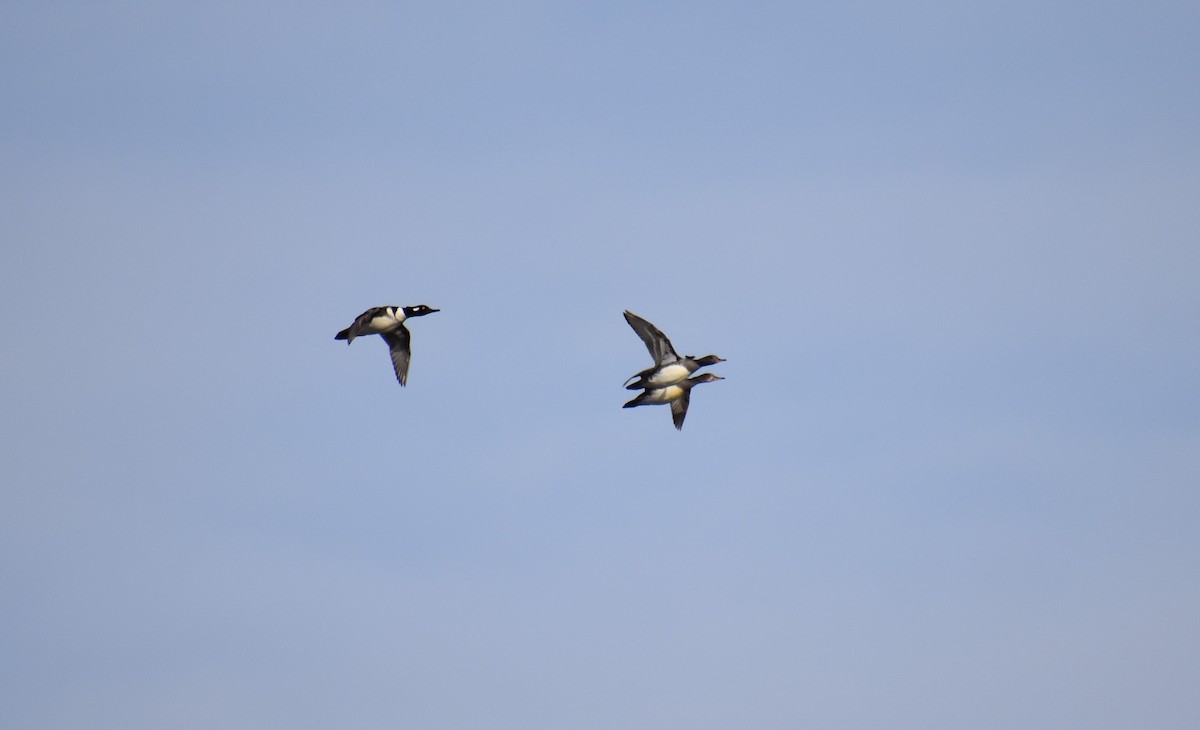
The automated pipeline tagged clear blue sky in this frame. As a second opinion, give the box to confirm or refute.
[3,2,1198,728]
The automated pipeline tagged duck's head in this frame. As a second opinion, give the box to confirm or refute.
[403,305,440,317]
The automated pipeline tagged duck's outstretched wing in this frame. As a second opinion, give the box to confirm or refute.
[623,310,680,365]
[381,325,413,386]
[336,306,389,343]
[670,390,691,430]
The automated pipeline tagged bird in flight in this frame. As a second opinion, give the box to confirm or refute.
[334,305,439,386]
[622,310,725,429]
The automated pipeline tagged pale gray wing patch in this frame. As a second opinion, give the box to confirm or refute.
[624,310,680,365]
[381,327,412,386]
[670,390,691,430]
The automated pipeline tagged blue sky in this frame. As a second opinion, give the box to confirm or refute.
[2,2,1198,728]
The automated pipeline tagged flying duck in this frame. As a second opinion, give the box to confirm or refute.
[623,310,725,390]
[623,372,724,430]
[334,305,439,386]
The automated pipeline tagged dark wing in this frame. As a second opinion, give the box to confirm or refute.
[381,325,412,386]
[670,390,691,430]
[338,306,388,342]
[358,306,388,319]
[623,390,649,409]
[623,364,656,388]
[624,310,680,365]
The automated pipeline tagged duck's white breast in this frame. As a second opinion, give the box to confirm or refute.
[647,363,689,387]
[368,311,400,329]
[644,384,684,404]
